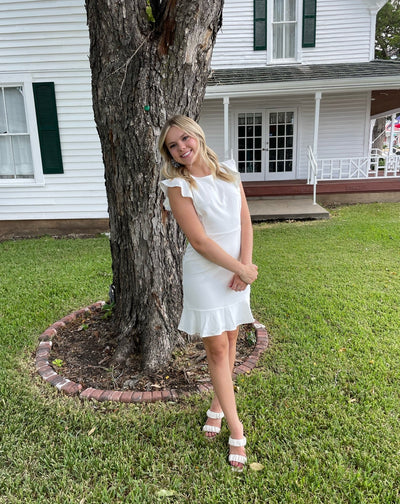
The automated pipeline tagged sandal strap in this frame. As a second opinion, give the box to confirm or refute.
[228,436,247,447]
[206,409,224,419]
[228,454,247,465]
[202,425,221,434]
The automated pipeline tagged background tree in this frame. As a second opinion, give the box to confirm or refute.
[85,0,224,372]
[375,0,400,60]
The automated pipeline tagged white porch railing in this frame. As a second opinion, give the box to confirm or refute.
[307,146,400,196]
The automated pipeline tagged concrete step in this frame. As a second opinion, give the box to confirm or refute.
[247,196,330,221]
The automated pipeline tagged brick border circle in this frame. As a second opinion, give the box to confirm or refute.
[35,302,269,403]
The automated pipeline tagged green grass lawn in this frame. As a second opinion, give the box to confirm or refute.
[1,202,399,503]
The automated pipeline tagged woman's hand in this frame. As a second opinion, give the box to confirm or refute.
[237,263,258,285]
[229,274,248,292]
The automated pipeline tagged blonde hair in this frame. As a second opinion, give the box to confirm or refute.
[158,115,236,188]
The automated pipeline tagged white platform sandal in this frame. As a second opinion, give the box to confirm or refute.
[202,409,224,438]
[228,436,247,472]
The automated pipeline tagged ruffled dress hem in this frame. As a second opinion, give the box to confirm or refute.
[178,299,254,338]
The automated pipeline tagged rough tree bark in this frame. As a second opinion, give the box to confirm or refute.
[85,0,224,371]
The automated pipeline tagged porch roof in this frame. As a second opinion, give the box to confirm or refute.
[206,60,400,98]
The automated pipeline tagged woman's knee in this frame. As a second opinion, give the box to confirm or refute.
[204,334,229,363]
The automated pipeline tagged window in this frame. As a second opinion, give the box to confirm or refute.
[0,78,63,185]
[237,113,263,174]
[0,86,34,179]
[253,0,317,54]
[273,0,297,60]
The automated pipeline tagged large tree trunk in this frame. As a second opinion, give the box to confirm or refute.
[85,0,223,371]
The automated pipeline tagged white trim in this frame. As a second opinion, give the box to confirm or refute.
[0,74,44,187]
[313,91,321,157]
[369,8,378,61]
[205,76,400,99]
[223,96,230,159]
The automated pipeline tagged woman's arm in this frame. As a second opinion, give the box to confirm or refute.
[168,186,258,285]
[229,183,255,291]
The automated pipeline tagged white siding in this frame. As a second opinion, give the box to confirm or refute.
[211,0,267,69]
[302,0,373,64]
[0,0,107,221]
[317,92,370,158]
[212,0,374,69]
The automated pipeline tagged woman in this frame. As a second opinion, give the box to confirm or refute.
[159,115,258,472]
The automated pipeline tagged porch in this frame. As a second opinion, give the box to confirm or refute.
[244,176,400,221]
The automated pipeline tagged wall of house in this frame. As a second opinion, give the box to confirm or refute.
[211,0,374,69]
[0,0,107,222]
[201,91,370,180]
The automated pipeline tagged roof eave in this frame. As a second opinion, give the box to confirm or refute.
[205,76,400,99]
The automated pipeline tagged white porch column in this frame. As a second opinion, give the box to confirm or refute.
[223,96,230,160]
[313,91,322,157]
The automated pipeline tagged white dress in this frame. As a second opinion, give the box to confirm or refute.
[160,160,254,337]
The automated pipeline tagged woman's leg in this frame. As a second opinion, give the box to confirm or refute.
[202,330,246,469]
[203,328,239,437]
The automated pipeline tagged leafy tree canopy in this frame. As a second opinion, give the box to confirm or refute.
[376,0,400,59]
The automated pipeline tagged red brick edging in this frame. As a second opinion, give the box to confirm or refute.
[35,302,269,403]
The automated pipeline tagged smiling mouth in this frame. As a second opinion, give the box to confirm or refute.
[181,150,192,159]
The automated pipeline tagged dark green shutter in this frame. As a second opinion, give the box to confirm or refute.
[32,82,63,174]
[254,0,267,50]
[302,0,317,47]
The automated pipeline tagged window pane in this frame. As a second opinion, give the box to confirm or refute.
[12,136,33,177]
[0,89,6,133]
[273,24,283,59]
[274,0,283,21]
[287,0,296,20]
[285,23,296,58]
[5,87,27,133]
[0,136,14,177]
[238,114,245,125]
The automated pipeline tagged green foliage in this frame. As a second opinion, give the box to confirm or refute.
[146,0,155,23]
[1,205,400,502]
[101,302,115,320]
[375,0,400,59]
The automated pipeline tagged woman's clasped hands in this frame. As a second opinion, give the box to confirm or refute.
[229,263,258,292]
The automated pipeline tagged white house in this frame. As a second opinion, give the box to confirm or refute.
[199,0,400,204]
[1,0,399,237]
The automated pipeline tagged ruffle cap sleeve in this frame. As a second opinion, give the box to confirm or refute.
[159,177,193,211]
[220,159,241,185]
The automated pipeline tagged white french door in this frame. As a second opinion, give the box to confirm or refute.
[236,109,297,181]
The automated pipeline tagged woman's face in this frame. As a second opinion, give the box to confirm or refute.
[165,126,200,168]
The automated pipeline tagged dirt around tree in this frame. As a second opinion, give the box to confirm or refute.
[49,306,257,394]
